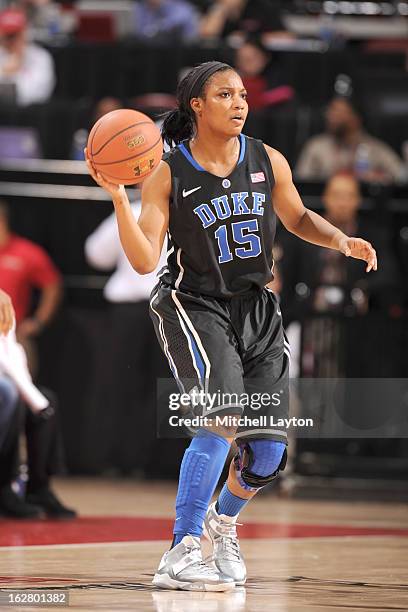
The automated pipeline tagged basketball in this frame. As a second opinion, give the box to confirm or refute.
[87,109,163,185]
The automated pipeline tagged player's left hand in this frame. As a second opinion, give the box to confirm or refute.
[338,237,377,272]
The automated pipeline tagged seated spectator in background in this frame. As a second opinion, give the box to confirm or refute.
[0,326,76,519]
[0,287,14,336]
[0,8,55,106]
[133,0,200,42]
[0,287,74,519]
[19,0,59,27]
[85,190,168,474]
[278,172,400,328]
[0,200,62,375]
[200,0,293,41]
[295,96,405,183]
[0,375,18,451]
[0,289,17,451]
[235,36,294,110]
[72,97,122,160]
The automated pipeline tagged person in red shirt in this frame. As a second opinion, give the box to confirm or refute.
[235,36,294,110]
[0,200,61,365]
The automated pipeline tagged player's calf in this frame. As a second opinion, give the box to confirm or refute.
[205,439,287,584]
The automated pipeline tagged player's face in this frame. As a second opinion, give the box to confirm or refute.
[193,70,248,137]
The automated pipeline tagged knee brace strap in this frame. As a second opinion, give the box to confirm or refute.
[234,440,287,492]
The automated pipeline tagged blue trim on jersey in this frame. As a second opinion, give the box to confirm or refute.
[179,134,246,172]
[185,326,206,381]
[238,133,246,165]
[179,143,205,172]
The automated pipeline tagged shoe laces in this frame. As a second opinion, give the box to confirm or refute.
[207,519,243,562]
[214,519,242,539]
[218,536,241,561]
[184,542,214,574]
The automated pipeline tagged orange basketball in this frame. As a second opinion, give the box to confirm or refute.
[87,109,163,185]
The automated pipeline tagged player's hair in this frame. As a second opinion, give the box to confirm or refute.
[161,61,233,146]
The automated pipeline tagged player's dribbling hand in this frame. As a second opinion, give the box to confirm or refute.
[84,148,126,200]
[339,237,378,273]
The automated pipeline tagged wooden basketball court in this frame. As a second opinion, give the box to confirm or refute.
[0,479,407,611]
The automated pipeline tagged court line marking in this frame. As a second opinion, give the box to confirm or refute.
[0,535,405,551]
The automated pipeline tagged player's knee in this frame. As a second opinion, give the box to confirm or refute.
[234,439,287,492]
[205,413,241,439]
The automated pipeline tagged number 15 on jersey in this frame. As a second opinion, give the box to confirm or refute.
[215,219,262,263]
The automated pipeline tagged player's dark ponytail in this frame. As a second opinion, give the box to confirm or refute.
[161,61,233,147]
[161,107,194,147]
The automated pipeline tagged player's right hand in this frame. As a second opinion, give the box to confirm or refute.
[0,289,15,335]
[84,148,126,200]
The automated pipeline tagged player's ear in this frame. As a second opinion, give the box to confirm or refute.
[190,97,202,118]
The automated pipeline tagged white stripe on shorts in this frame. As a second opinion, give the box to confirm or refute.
[175,308,203,388]
[174,248,184,290]
[171,289,211,393]
[150,291,184,392]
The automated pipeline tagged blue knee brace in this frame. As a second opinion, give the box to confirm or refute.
[234,439,287,492]
[174,428,230,538]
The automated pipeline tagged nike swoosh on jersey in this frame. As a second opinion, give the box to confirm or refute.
[182,186,202,197]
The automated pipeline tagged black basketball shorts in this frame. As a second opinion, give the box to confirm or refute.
[149,282,289,444]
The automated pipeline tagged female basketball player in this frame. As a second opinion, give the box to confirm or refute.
[85,61,377,592]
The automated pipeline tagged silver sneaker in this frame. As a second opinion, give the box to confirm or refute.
[203,502,247,585]
[152,535,235,592]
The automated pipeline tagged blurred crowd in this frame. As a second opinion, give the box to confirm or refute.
[0,0,406,178]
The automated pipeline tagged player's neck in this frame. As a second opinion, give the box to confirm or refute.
[190,132,240,171]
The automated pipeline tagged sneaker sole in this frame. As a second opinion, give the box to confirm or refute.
[152,572,235,592]
[203,516,247,586]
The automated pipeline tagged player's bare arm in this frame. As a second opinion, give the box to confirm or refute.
[266,145,377,273]
[85,150,170,274]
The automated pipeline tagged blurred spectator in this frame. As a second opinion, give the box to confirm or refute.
[0,287,14,336]
[235,36,294,110]
[0,7,55,106]
[200,0,293,41]
[72,97,122,160]
[0,289,17,455]
[0,376,18,450]
[0,328,76,518]
[19,0,58,26]
[295,97,405,183]
[278,173,400,327]
[0,200,62,374]
[85,192,168,474]
[133,0,200,42]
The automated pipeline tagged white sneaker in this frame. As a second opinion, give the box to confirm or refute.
[152,535,235,592]
[203,502,247,585]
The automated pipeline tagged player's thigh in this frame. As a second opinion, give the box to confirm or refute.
[238,293,290,443]
[150,284,246,409]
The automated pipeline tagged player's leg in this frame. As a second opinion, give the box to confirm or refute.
[150,285,244,591]
[204,287,290,584]
[204,438,287,585]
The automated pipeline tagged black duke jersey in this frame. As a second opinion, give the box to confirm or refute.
[160,134,276,298]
